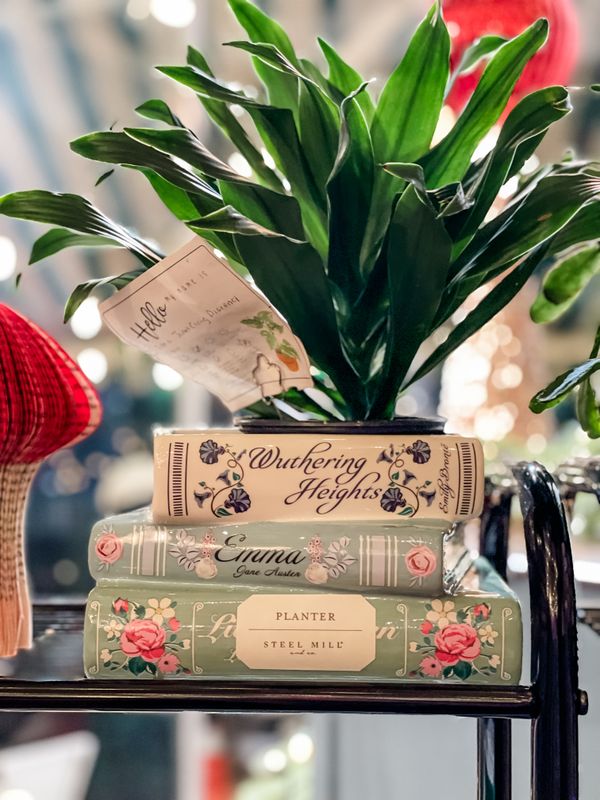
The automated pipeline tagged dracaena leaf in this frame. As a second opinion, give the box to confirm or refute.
[233,234,367,416]
[226,41,340,196]
[421,19,549,187]
[530,358,600,413]
[368,185,452,418]
[29,228,119,265]
[409,243,550,389]
[227,0,300,111]
[185,46,283,192]
[0,190,161,266]
[123,126,251,185]
[219,181,304,241]
[188,206,304,241]
[135,99,184,127]
[70,130,220,201]
[64,270,146,322]
[446,34,508,94]
[362,3,450,274]
[452,86,572,249]
[370,3,450,165]
[382,162,473,218]
[318,38,375,123]
[530,246,600,323]
[440,170,600,325]
[326,84,374,301]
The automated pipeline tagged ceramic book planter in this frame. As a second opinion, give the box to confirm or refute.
[152,424,484,525]
[84,558,522,684]
[89,508,472,597]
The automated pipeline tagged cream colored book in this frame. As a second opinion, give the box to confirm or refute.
[152,429,484,525]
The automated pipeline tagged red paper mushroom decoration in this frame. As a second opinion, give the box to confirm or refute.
[444,0,580,113]
[0,304,101,657]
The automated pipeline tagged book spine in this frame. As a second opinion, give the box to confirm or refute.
[152,432,484,525]
[90,518,462,596]
[84,578,522,684]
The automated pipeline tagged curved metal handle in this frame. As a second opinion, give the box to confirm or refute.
[511,461,580,800]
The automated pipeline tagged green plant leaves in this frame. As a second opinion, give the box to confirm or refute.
[135,98,184,127]
[326,84,374,301]
[370,3,450,166]
[440,170,600,324]
[71,130,220,202]
[64,270,146,322]
[0,190,161,266]
[421,19,549,187]
[449,35,508,85]
[362,2,450,273]
[123,126,250,185]
[234,234,366,416]
[29,228,120,265]
[530,358,600,412]
[226,0,300,110]
[576,328,600,438]
[531,246,600,323]
[369,185,452,418]
[226,41,340,197]
[185,47,283,191]
[409,243,550,389]
[318,38,375,122]
[453,86,572,249]
[187,205,303,240]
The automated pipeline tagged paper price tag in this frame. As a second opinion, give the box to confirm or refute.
[100,237,313,411]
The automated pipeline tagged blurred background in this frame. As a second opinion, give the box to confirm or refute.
[0,1,598,798]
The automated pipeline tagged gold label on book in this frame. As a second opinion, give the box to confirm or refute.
[235,594,376,671]
[100,237,312,411]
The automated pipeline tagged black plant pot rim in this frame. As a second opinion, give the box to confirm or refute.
[234,416,446,435]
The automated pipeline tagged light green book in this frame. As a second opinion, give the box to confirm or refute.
[84,559,522,685]
[90,508,472,596]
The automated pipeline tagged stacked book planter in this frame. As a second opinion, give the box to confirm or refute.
[84,422,523,684]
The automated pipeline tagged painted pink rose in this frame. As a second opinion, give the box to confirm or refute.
[168,617,181,633]
[113,598,129,614]
[157,653,180,674]
[420,656,443,677]
[405,545,437,578]
[434,623,481,666]
[96,532,123,565]
[473,603,490,619]
[120,619,166,663]
[420,620,433,635]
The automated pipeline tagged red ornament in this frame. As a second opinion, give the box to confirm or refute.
[0,304,101,656]
[444,0,580,113]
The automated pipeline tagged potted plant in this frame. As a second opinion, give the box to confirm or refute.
[0,0,598,429]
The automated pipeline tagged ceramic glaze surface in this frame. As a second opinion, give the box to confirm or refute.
[153,430,484,524]
[90,508,471,596]
[84,559,522,684]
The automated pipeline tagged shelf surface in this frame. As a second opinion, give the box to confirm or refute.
[0,678,537,715]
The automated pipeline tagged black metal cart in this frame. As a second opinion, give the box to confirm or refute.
[0,461,588,800]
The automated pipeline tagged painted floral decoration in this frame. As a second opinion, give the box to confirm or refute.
[406,440,431,464]
[98,596,191,677]
[224,487,251,513]
[195,441,252,518]
[410,601,499,681]
[199,439,226,465]
[404,544,437,586]
[95,528,123,568]
[380,486,407,513]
